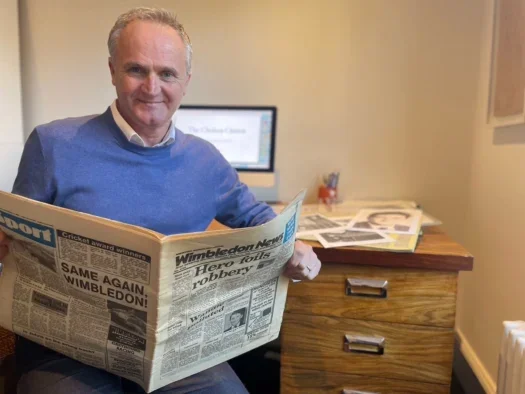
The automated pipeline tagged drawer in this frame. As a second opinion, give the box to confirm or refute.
[281,366,449,394]
[281,313,454,385]
[286,263,457,327]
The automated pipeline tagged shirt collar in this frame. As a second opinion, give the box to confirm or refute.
[110,100,175,147]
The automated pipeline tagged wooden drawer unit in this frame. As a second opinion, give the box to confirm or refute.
[282,314,454,384]
[286,264,457,327]
[280,228,473,393]
[281,367,450,394]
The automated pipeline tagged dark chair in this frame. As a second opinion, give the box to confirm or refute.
[0,327,16,394]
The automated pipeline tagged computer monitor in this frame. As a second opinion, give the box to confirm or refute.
[174,105,279,201]
[174,105,276,171]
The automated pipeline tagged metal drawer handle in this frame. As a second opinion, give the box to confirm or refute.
[342,390,379,394]
[344,334,385,355]
[346,278,388,298]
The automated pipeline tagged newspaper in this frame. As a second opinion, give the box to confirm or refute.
[273,201,424,252]
[421,212,442,227]
[296,214,344,236]
[314,228,392,249]
[358,231,422,252]
[271,199,418,218]
[0,190,305,392]
[347,208,423,235]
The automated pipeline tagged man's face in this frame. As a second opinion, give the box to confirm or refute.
[369,213,408,227]
[230,312,242,327]
[109,21,191,136]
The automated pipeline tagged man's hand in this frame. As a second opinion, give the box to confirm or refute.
[0,230,10,261]
[283,241,321,281]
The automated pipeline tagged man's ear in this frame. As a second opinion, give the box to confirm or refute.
[108,57,116,86]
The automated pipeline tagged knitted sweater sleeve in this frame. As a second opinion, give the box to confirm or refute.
[12,129,56,203]
[213,150,276,228]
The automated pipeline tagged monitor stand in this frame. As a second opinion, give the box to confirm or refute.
[238,171,279,203]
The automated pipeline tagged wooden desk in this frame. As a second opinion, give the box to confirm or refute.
[281,227,473,394]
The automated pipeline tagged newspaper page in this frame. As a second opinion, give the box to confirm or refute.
[359,231,423,252]
[150,192,303,391]
[314,228,392,249]
[0,192,163,389]
[0,190,305,392]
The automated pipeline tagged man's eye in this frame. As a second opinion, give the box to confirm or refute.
[161,71,176,80]
[128,66,142,74]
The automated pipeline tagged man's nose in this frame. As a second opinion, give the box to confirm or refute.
[142,73,160,95]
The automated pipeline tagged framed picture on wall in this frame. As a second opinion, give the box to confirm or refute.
[488,0,525,127]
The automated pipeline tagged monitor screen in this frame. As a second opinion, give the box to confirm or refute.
[174,105,276,172]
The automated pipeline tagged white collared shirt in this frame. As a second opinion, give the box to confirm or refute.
[110,100,175,147]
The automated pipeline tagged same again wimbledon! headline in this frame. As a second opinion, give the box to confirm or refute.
[0,209,150,310]
[58,229,150,310]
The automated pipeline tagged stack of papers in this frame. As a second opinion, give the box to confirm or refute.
[272,199,439,252]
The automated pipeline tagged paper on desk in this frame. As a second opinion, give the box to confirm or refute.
[270,200,418,218]
[421,212,442,227]
[296,214,346,236]
[273,200,424,252]
[347,209,422,235]
[359,232,421,253]
[314,228,393,249]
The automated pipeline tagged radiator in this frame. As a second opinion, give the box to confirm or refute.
[497,321,525,394]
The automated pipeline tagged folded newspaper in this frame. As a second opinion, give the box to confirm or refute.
[0,190,305,392]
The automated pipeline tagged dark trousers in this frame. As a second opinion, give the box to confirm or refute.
[15,337,248,394]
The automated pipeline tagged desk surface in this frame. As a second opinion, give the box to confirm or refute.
[208,218,473,272]
[303,226,473,272]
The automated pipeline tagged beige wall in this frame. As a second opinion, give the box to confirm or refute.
[18,0,481,234]
[456,0,525,385]
[0,0,24,191]
[16,0,512,388]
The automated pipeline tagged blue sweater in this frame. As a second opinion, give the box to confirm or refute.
[12,108,276,235]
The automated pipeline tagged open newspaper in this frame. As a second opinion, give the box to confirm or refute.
[0,190,305,392]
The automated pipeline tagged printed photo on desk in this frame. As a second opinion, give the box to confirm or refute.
[314,228,392,249]
[348,209,422,235]
[296,214,344,236]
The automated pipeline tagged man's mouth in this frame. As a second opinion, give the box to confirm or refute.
[138,100,162,104]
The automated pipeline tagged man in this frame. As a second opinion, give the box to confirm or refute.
[353,211,411,232]
[224,309,246,332]
[0,7,321,394]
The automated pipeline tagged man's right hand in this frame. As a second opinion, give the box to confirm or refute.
[0,230,10,260]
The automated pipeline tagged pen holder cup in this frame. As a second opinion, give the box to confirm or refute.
[318,186,337,205]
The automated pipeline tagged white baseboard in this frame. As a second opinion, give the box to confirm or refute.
[457,328,497,394]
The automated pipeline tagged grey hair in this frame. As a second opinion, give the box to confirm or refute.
[108,7,192,75]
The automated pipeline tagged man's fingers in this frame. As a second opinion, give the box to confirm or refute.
[287,250,304,268]
[0,230,12,260]
[283,241,322,281]
[282,262,296,278]
[0,245,9,260]
[300,266,310,279]
[283,263,304,281]
[307,261,321,280]
[283,261,319,281]
[0,231,10,245]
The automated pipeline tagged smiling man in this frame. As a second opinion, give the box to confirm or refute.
[0,6,321,394]
[108,17,191,147]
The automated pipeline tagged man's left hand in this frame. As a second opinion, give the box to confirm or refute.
[283,241,321,281]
